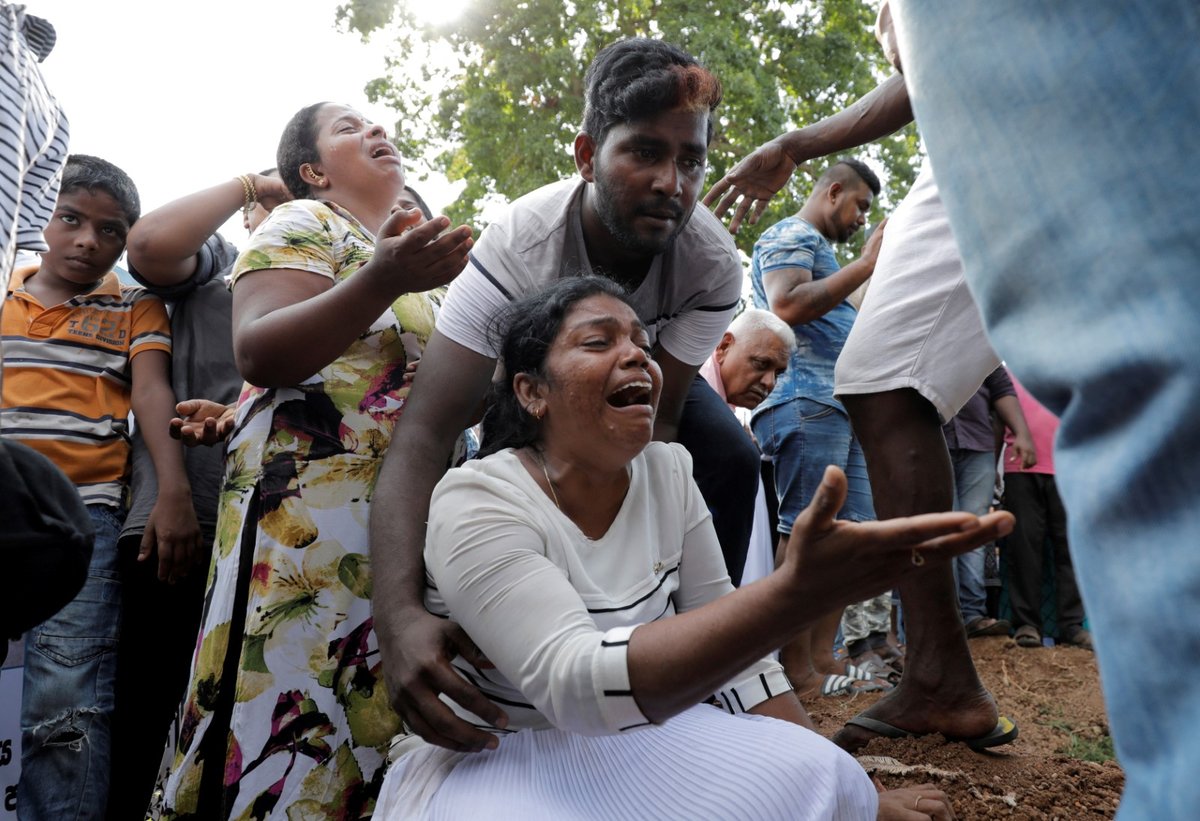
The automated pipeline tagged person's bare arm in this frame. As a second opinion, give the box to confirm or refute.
[995,395,1037,469]
[125,174,289,287]
[130,350,202,583]
[625,466,1013,722]
[748,692,815,730]
[763,219,887,325]
[371,330,509,752]
[704,74,912,232]
[233,212,471,387]
[650,347,699,443]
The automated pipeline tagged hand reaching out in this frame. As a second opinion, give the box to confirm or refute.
[170,399,236,447]
[781,465,1014,609]
[703,138,798,233]
[370,208,474,295]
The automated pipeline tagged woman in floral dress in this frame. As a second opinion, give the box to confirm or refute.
[155,102,473,819]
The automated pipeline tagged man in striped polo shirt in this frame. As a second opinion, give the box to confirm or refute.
[1,154,200,820]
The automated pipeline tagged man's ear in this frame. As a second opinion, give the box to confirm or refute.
[575,133,597,181]
[714,331,735,364]
[827,180,843,203]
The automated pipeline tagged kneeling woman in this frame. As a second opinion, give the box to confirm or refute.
[378,278,1006,819]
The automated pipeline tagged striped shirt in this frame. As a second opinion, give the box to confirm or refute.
[2,265,171,505]
[0,5,69,288]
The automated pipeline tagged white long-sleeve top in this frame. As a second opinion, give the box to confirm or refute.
[423,441,791,737]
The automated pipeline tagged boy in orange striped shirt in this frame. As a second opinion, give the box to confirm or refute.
[0,154,200,819]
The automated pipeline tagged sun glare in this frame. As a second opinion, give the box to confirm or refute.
[407,0,470,28]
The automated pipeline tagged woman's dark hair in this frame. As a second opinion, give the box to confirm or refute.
[478,276,634,458]
[277,103,329,199]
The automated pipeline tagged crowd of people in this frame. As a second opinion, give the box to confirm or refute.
[2,1,1196,819]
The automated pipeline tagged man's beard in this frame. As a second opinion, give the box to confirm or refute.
[592,173,687,258]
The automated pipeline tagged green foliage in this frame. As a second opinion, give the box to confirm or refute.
[339,0,920,253]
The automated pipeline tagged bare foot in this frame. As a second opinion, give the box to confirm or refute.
[784,667,826,696]
[812,656,849,677]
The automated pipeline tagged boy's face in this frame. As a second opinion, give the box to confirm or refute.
[41,188,130,285]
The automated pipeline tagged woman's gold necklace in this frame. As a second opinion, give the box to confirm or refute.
[536,448,562,509]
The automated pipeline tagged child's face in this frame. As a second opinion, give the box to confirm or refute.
[41,188,130,286]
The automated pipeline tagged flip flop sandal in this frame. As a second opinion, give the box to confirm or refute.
[850,655,902,685]
[1014,625,1042,648]
[876,645,905,673]
[966,617,1012,638]
[845,714,1019,752]
[844,663,897,689]
[818,674,891,698]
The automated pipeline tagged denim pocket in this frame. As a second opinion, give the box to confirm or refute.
[793,398,839,423]
[32,573,120,667]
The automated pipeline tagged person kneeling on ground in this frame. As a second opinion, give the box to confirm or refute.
[376,277,1007,819]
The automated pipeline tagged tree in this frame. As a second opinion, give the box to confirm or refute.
[338,0,919,254]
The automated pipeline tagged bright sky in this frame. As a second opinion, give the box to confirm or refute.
[37,0,466,245]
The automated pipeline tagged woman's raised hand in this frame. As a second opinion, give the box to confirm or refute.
[780,465,1014,610]
[372,207,474,294]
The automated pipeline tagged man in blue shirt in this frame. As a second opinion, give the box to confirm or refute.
[750,159,895,696]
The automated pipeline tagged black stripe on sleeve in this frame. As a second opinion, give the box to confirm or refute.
[759,673,773,699]
[600,638,630,648]
[732,688,746,713]
[603,689,633,697]
[695,299,741,313]
[619,721,653,732]
[468,252,514,301]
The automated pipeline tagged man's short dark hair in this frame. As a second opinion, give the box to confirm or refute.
[60,155,141,224]
[582,38,723,146]
[817,157,882,197]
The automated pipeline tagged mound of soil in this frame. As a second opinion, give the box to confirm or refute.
[801,636,1123,818]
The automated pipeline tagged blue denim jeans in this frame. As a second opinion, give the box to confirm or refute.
[950,449,995,623]
[895,3,1200,815]
[20,504,122,820]
[752,398,888,643]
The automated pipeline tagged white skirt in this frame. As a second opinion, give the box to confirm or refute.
[376,704,877,820]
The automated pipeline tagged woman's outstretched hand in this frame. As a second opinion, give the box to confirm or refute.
[372,207,474,294]
[781,465,1014,608]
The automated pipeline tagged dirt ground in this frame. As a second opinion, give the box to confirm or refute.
[801,636,1123,819]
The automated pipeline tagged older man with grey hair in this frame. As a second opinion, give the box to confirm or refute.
[700,308,794,412]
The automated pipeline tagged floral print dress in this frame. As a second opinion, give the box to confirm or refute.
[156,200,440,820]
